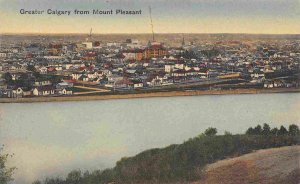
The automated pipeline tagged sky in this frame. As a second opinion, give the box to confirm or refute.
[0,0,300,34]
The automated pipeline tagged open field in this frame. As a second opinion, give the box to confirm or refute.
[0,88,299,103]
[72,86,110,95]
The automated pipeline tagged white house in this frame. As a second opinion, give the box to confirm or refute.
[34,80,52,87]
[165,64,175,73]
[33,86,55,96]
[72,73,83,80]
[175,63,185,70]
[39,66,48,74]
[0,53,7,58]
[57,88,73,95]
[56,82,73,89]
[132,81,144,88]
[7,87,23,98]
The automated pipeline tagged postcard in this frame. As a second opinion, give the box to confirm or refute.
[0,0,299,184]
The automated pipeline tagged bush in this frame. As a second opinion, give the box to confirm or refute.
[0,146,16,184]
[289,124,300,136]
[204,127,217,136]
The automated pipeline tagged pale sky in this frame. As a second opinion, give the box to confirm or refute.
[0,0,300,34]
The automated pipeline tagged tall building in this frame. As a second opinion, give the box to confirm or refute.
[143,42,167,59]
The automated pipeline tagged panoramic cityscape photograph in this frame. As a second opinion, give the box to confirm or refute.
[0,0,299,184]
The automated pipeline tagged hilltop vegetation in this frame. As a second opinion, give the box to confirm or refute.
[33,124,300,184]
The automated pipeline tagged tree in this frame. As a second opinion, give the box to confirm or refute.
[224,131,232,136]
[0,146,16,184]
[66,170,82,184]
[181,50,198,59]
[48,75,62,84]
[204,127,217,136]
[271,127,279,136]
[288,124,300,136]
[32,180,42,184]
[246,127,255,135]
[278,126,288,136]
[44,177,64,184]
[27,65,37,72]
[27,64,42,79]
[262,123,271,136]
[253,125,262,135]
[33,71,41,79]
[16,73,33,89]
[100,75,108,85]
[3,72,13,85]
[201,49,220,59]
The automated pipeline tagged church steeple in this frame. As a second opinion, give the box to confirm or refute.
[148,40,152,47]
[181,34,185,46]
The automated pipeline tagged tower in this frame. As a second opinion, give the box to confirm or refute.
[149,6,155,42]
[86,28,92,41]
[182,34,185,46]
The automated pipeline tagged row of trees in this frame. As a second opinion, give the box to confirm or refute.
[31,123,300,184]
[3,72,34,89]
[246,123,300,136]
[2,71,63,90]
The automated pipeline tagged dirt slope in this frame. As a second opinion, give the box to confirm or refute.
[195,146,300,184]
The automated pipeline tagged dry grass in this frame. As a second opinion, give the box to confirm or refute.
[193,146,300,184]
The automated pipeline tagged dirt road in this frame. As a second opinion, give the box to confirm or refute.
[73,86,110,95]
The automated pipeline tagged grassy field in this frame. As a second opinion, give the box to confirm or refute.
[71,86,96,92]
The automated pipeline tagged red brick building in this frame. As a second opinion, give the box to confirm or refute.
[143,42,167,59]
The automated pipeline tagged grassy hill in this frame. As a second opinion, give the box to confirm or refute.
[197,146,300,184]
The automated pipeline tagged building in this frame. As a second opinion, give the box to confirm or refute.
[33,86,55,96]
[143,42,167,59]
[122,49,144,61]
[82,42,93,49]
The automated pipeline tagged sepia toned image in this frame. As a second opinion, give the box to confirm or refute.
[0,0,299,184]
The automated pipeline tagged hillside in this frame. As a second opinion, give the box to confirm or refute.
[31,124,300,184]
[196,146,300,184]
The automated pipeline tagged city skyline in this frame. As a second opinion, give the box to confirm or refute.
[1,0,300,34]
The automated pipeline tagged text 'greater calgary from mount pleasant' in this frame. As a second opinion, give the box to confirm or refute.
[19,9,143,16]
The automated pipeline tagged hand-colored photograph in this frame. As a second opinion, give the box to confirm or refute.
[0,0,299,184]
